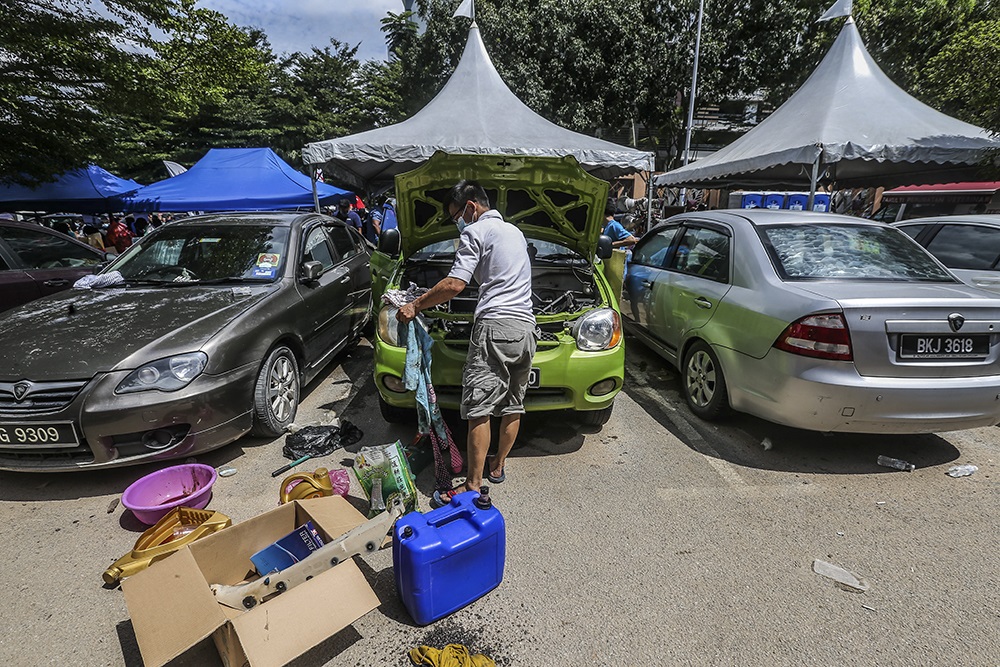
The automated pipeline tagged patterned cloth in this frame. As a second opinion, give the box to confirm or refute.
[73,271,124,289]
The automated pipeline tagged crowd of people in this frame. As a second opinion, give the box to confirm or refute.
[39,213,178,254]
[330,194,397,245]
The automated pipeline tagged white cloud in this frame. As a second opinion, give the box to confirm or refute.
[200,0,405,61]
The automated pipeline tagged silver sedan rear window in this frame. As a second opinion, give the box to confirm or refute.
[761,224,955,282]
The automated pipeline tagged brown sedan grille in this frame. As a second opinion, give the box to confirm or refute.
[0,380,89,414]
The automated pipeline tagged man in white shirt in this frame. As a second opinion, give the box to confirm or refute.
[397,180,536,506]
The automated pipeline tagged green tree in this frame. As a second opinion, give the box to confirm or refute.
[0,0,177,183]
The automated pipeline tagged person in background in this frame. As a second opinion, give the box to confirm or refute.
[105,216,134,254]
[149,214,163,230]
[133,216,149,237]
[364,199,382,244]
[335,198,363,233]
[380,196,398,235]
[396,180,537,507]
[82,224,105,251]
[603,202,637,250]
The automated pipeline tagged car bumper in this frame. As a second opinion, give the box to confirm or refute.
[719,346,1000,433]
[374,335,623,413]
[0,364,256,472]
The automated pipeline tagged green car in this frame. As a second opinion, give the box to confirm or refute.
[370,153,624,426]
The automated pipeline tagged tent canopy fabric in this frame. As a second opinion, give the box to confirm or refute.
[302,23,653,191]
[655,18,1000,190]
[125,148,351,212]
[0,165,141,213]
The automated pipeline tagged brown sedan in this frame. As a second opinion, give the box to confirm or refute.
[0,212,371,471]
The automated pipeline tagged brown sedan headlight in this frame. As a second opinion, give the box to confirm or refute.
[116,352,208,394]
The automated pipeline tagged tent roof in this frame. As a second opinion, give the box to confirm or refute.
[125,148,350,212]
[885,181,1000,194]
[0,165,140,214]
[655,18,1000,189]
[302,24,653,191]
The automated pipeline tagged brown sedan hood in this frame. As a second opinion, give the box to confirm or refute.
[0,285,274,380]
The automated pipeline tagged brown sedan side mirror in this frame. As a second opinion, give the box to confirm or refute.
[300,260,324,283]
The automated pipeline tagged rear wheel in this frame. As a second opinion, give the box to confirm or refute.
[251,346,300,437]
[580,404,614,427]
[682,341,730,421]
[379,394,415,423]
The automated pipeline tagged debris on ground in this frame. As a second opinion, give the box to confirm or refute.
[107,497,120,514]
[876,455,915,472]
[761,437,773,451]
[283,421,363,460]
[218,465,238,477]
[813,559,869,593]
[946,464,978,478]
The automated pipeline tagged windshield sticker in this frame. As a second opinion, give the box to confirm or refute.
[198,237,222,243]
[252,267,278,279]
[256,253,280,267]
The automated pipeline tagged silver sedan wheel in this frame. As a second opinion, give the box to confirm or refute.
[686,349,717,408]
[267,355,298,422]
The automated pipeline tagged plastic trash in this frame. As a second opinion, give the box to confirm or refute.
[946,464,978,478]
[282,421,363,460]
[218,465,237,477]
[812,559,869,593]
[876,455,915,472]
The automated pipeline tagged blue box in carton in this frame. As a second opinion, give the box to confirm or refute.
[393,490,505,625]
[250,520,324,574]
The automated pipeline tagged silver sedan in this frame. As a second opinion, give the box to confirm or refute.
[622,210,1000,433]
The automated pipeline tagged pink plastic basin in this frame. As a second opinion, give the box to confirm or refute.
[121,463,218,525]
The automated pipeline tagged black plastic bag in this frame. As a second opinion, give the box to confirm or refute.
[282,420,363,460]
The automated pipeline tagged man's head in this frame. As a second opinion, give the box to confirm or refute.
[605,202,617,219]
[337,198,351,213]
[446,180,490,227]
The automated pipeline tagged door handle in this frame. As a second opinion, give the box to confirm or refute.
[641,280,653,288]
[43,279,68,287]
[338,275,351,284]
[694,297,712,309]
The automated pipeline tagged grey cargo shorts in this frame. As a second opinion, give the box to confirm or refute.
[461,318,538,420]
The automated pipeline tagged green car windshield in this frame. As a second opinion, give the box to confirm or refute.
[110,225,290,283]
[410,238,588,265]
[761,223,956,282]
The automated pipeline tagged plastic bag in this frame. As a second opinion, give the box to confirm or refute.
[282,421,363,460]
[352,440,417,516]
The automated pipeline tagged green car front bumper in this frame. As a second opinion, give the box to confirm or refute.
[374,329,623,413]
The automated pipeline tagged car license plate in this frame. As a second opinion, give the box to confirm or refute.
[527,367,541,389]
[0,422,79,448]
[899,334,990,359]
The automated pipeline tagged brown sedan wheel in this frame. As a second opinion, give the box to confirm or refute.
[251,346,300,437]
[682,340,730,421]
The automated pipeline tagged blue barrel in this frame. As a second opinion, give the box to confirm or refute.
[763,192,785,209]
[741,192,764,209]
[812,194,831,212]
[786,193,809,210]
[393,489,505,625]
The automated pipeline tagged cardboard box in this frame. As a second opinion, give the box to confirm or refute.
[121,496,380,667]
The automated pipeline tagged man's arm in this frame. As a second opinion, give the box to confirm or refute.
[396,277,467,323]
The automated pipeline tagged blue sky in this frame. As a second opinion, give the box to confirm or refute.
[200,0,405,61]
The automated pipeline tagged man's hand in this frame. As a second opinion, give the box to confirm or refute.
[397,302,418,324]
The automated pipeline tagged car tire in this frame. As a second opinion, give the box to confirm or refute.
[379,394,415,423]
[251,346,300,437]
[580,404,614,427]
[682,340,730,421]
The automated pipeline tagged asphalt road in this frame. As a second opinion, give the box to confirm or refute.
[0,338,997,666]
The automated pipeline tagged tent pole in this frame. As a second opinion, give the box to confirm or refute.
[807,154,820,210]
[311,168,321,213]
[646,156,655,230]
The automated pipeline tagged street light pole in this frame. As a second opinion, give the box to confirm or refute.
[680,0,705,206]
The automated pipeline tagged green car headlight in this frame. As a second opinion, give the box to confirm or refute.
[574,308,622,351]
[378,305,404,347]
[116,352,208,394]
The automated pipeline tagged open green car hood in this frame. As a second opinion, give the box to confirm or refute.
[394,153,610,259]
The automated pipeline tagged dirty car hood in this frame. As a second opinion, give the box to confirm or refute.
[394,152,609,259]
[0,285,274,380]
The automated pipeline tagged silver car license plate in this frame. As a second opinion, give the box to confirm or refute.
[899,334,989,359]
[0,422,79,448]
[527,367,541,389]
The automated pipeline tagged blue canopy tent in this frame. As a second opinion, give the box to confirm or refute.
[0,165,141,214]
[125,148,352,212]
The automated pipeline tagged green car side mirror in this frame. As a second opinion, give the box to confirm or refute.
[597,235,613,260]
[379,228,400,258]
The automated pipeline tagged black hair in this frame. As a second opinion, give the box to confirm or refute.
[605,202,617,217]
[447,180,489,210]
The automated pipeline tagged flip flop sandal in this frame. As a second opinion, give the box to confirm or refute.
[485,458,505,484]
[431,487,465,508]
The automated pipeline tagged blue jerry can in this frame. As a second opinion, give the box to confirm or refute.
[393,488,505,625]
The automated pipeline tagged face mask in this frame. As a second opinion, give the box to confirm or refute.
[454,202,473,232]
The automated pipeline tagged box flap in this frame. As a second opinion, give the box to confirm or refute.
[189,502,298,585]
[298,495,367,541]
[122,548,228,667]
[231,560,378,667]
